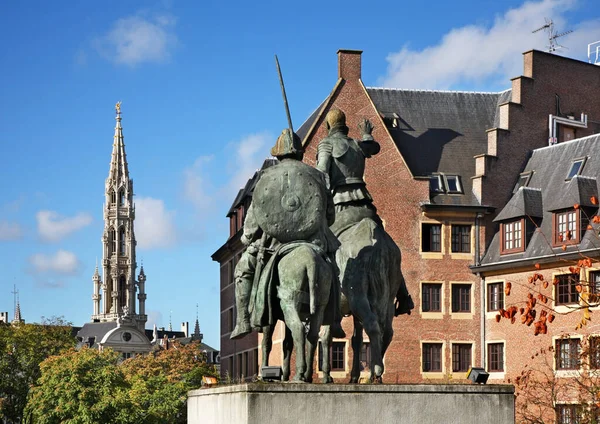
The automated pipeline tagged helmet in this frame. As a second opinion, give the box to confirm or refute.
[270,129,303,158]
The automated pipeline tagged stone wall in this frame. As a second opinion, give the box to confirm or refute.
[188,383,515,424]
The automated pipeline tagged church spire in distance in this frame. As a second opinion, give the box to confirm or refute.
[92,102,146,330]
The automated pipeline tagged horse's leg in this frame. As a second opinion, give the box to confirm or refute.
[320,325,333,383]
[350,317,363,383]
[304,306,326,383]
[282,325,293,381]
[261,325,273,369]
[351,297,383,384]
[281,302,307,382]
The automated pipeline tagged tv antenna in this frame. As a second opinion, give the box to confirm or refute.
[532,18,573,53]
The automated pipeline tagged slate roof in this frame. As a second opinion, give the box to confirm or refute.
[76,322,118,348]
[546,175,598,211]
[479,133,600,267]
[367,88,512,207]
[493,187,543,222]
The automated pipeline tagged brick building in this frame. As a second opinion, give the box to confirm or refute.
[473,133,600,422]
[214,48,600,385]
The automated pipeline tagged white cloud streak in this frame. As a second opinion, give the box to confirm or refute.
[94,14,177,66]
[0,221,22,241]
[29,250,81,275]
[183,155,216,212]
[36,210,92,242]
[380,0,600,90]
[226,132,271,198]
[182,132,271,216]
[134,196,177,249]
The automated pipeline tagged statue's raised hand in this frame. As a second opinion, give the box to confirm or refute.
[359,118,374,136]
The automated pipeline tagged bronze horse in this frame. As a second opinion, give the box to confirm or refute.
[321,216,403,383]
[258,243,333,382]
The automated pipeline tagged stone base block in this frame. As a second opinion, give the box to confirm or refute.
[188,383,514,424]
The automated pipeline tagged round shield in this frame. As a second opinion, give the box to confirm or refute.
[253,161,327,243]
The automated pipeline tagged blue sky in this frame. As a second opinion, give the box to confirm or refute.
[1,0,599,348]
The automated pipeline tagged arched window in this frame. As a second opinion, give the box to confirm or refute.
[119,227,126,255]
[109,229,116,255]
[119,275,127,312]
[111,190,116,205]
[119,190,125,206]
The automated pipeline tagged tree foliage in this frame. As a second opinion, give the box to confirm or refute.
[24,341,219,424]
[0,317,76,423]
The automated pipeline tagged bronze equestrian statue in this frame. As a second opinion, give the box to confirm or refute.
[317,108,413,383]
[231,129,343,382]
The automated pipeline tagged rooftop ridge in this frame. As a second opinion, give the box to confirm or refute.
[366,87,511,95]
[533,132,600,153]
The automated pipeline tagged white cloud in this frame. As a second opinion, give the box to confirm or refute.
[134,196,177,249]
[380,0,600,90]
[182,133,271,216]
[0,221,22,241]
[226,132,271,198]
[94,14,177,66]
[183,155,216,212]
[36,210,92,242]
[29,250,81,275]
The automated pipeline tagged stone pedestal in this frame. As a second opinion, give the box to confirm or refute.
[188,383,514,424]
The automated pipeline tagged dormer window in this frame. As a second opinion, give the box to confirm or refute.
[429,175,444,193]
[444,175,462,194]
[553,209,579,245]
[513,172,532,193]
[381,112,399,129]
[566,157,586,181]
[500,219,525,254]
[429,174,463,194]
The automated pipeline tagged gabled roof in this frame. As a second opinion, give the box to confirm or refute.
[493,187,543,222]
[479,133,600,267]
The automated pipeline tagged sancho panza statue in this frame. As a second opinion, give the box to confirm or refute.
[231,129,345,345]
[316,108,413,383]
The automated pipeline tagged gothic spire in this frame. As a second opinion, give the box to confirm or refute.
[12,292,24,324]
[107,101,129,184]
[193,303,202,341]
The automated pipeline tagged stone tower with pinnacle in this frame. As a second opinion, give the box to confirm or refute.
[92,102,147,330]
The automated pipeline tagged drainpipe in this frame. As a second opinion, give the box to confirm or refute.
[475,213,485,367]
[479,272,486,369]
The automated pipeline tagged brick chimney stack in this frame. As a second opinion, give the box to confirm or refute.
[337,49,363,81]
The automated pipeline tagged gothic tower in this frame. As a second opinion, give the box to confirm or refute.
[92,102,147,330]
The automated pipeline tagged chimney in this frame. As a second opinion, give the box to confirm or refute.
[337,49,363,81]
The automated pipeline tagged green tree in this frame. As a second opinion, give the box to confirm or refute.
[24,347,136,424]
[121,341,219,423]
[24,341,219,424]
[0,316,75,423]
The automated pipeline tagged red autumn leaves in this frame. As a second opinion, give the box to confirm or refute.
[496,272,554,335]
